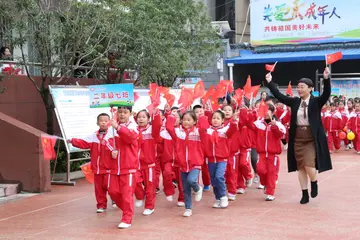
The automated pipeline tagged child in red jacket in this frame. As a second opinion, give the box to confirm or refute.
[324,103,343,153]
[166,111,206,217]
[338,100,350,150]
[133,109,161,216]
[193,104,211,192]
[348,102,360,154]
[199,110,237,208]
[241,104,286,201]
[109,106,139,229]
[68,113,114,213]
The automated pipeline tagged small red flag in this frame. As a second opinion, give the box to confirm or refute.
[202,85,215,103]
[243,76,252,100]
[210,98,220,111]
[41,134,57,160]
[80,162,94,184]
[265,62,277,72]
[178,87,194,110]
[258,101,269,119]
[251,85,261,99]
[134,92,140,102]
[286,82,293,96]
[146,103,154,116]
[149,83,161,108]
[213,81,228,99]
[326,52,342,65]
[158,86,169,95]
[234,88,244,106]
[164,93,175,108]
[193,80,205,99]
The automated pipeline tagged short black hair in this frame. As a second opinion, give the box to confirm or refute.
[136,109,150,119]
[329,102,335,107]
[118,106,132,112]
[171,106,179,111]
[298,78,314,88]
[212,110,225,120]
[265,96,275,103]
[97,113,110,121]
[222,104,234,112]
[193,105,202,110]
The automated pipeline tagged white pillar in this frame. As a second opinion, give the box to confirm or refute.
[228,63,234,81]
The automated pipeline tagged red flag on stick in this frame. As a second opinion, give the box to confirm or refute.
[158,86,169,95]
[202,85,215,103]
[243,76,252,100]
[251,85,261,99]
[164,93,175,108]
[234,88,244,106]
[213,81,228,99]
[286,82,293,96]
[265,62,277,72]
[41,134,57,160]
[178,88,194,110]
[326,52,342,65]
[149,83,161,107]
[80,162,94,184]
[193,80,205,99]
[258,101,269,119]
[134,92,140,102]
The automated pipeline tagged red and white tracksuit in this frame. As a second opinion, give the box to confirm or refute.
[165,115,205,173]
[71,130,114,210]
[324,111,343,151]
[243,117,286,196]
[339,108,349,145]
[200,110,213,187]
[237,109,255,190]
[134,113,161,210]
[107,121,139,225]
[199,117,238,195]
[348,111,360,151]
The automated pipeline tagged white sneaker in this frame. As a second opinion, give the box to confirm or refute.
[246,178,253,188]
[118,222,131,229]
[265,195,275,201]
[345,145,350,151]
[212,200,221,208]
[284,144,288,150]
[183,209,192,217]
[143,209,154,216]
[112,201,117,208]
[357,151,360,155]
[194,186,203,202]
[220,196,229,208]
[135,200,143,208]
[177,201,185,207]
[253,175,259,184]
[276,180,279,185]
[236,188,245,194]
[257,184,265,189]
[96,208,106,213]
[166,195,174,202]
[228,193,236,201]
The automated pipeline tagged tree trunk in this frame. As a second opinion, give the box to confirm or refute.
[41,88,55,135]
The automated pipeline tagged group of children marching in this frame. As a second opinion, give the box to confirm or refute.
[66,93,360,229]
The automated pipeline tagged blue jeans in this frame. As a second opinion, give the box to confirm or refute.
[208,162,227,200]
[181,169,200,209]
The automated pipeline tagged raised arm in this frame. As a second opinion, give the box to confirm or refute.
[318,67,331,108]
[151,111,162,140]
[225,120,238,138]
[265,73,295,106]
[165,115,177,141]
[116,125,138,144]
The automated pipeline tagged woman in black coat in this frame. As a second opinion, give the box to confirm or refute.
[264,67,332,204]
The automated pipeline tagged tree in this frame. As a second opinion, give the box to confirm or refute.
[101,0,221,87]
[2,0,129,134]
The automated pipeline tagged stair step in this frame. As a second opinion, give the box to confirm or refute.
[0,184,19,197]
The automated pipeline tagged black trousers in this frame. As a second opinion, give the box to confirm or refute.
[250,148,258,173]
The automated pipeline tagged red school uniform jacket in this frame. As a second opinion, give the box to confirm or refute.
[338,108,349,129]
[108,121,139,175]
[71,130,114,175]
[324,111,343,132]
[199,116,237,163]
[137,113,162,169]
[165,115,205,172]
[224,118,241,155]
[238,109,254,150]
[348,111,360,133]
[159,128,177,165]
[240,114,286,156]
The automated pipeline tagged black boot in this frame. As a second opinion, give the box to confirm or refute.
[300,189,309,204]
[311,181,318,198]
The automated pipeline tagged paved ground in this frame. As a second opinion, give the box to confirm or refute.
[1,151,360,240]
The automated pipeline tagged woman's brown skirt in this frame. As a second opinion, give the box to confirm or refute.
[294,126,316,170]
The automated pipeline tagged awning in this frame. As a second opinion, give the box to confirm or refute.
[225,49,360,65]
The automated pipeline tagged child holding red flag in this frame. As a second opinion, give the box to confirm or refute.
[109,106,139,229]
[165,111,206,217]
[133,109,162,216]
[240,104,286,201]
[324,103,343,153]
[199,110,237,208]
[68,113,114,213]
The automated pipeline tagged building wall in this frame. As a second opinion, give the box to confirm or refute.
[235,0,250,43]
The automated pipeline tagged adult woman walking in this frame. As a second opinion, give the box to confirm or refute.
[264,67,332,204]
